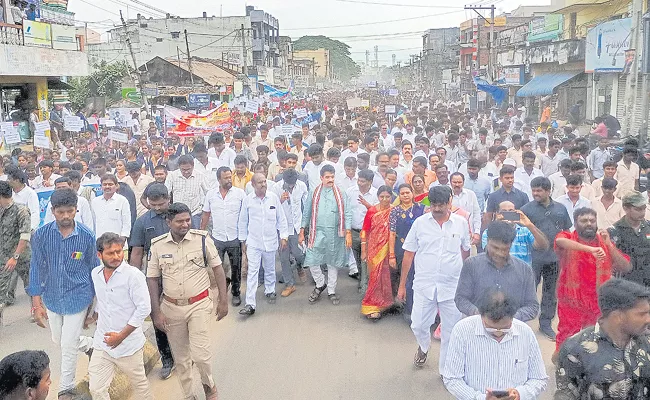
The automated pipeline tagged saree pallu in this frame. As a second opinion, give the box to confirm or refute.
[361,206,394,315]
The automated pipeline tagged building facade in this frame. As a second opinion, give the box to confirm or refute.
[422,27,460,97]
[86,14,254,75]
[0,3,89,149]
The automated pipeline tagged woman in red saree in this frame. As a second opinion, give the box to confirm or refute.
[360,186,395,320]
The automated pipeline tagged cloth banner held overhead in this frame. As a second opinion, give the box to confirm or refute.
[164,104,232,136]
[262,82,292,101]
[473,77,507,105]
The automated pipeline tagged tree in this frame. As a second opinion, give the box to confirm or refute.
[68,61,129,110]
[292,35,361,82]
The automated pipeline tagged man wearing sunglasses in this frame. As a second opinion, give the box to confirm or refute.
[443,289,548,400]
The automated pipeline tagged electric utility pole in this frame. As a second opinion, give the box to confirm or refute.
[120,10,149,109]
[464,4,497,81]
[184,29,194,85]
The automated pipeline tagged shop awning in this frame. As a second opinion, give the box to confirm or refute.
[516,71,583,97]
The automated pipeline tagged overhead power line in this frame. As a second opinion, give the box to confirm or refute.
[282,9,463,30]
[334,0,462,8]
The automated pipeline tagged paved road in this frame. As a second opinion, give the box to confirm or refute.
[0,274,559,400]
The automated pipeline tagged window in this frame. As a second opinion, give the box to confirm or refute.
[156,38,163,42]
[139,23,148,28]
[171,32,180,39]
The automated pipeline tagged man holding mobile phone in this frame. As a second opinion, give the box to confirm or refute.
[444,289,547,399]
[481,201,549,267]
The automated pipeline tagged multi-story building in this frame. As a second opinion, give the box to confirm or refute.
[247,6,279,69]
[86,13,253,75]
[458,14,532,106]
[293,49,331,79]
[495,0,646,133]
[422,28,460,97]
[0,3,88,148]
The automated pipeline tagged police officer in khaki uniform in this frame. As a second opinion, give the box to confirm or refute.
[147,202,228,400]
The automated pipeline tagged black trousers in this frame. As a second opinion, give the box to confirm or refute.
[533,262,558,326]
[154,278,174,366]
[154,324,174,367]
[214,239,242,296]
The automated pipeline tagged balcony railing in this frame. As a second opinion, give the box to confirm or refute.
[0,23,24,46]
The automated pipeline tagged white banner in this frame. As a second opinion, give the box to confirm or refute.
[108,130,128,143]
[34,135,51,149]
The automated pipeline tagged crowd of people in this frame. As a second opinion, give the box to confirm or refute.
[1,95,650,400]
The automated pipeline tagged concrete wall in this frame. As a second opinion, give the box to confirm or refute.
[0,44,89,76]
[87,16,252,71]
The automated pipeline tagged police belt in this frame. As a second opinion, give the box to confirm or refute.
[163,289,209,306]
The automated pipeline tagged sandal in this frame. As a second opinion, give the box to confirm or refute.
[329,294,340,306]
[308,285,326,303]
[367,312,381,321]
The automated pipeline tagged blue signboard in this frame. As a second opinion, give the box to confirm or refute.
[188,93,211,108]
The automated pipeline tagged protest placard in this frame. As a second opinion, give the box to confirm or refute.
[294,108,308,118]
[108,130,128,143]
[281,125,294,136]
[3,128,21,145]
[33,135,50,149]
[385,105,397,114]
[34,121,51,132]
[86,117,98,125]
[245,100,259,114]
[64,116,84,132]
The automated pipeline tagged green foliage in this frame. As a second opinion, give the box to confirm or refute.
[69,61,129,109]
[292,35,361,81]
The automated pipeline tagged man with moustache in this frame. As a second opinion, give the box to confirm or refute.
[397,186,471,372]
[553,207,631,356]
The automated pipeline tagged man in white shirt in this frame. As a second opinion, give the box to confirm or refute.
[7,166,40,230]
[450,172,481,244]
[346,169,379,288]
[397,186,471,373]
[303,144,334,190]
[336,157,358,192]
[443,289,547,399]
[549,159,573,199]
[92,175,132,241]
[272,169,308,297]
[339,135,366,164]
[123,162,155,218]
[200,166,246,307]
[87,233,153,400]
[165,155,209,229]
[44,177,94,231]
[391,119,407,136]
[514,151,544,200]
[378,124,395,151]
[540,139,562,177]
[192,143,219,190]
[554,175,593,225]
[237,173,289,316]
[587,137,611,180]
[207,133,236,169]
[444,133,461,171]
[32,160,61,190]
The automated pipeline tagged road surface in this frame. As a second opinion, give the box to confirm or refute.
[0,274,558,400]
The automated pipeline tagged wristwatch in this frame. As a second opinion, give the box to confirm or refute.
[12,254,20,260]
